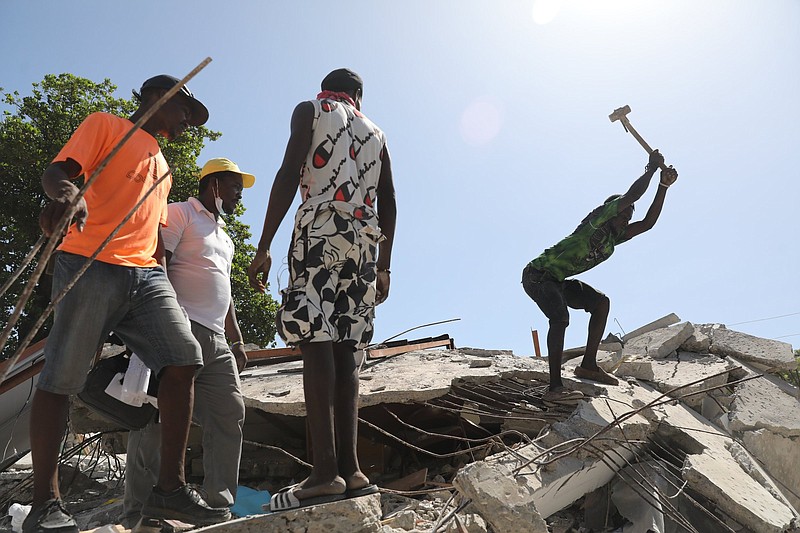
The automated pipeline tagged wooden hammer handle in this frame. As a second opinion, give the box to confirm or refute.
[621,117,669,171]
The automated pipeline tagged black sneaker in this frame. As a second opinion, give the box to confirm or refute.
[141,485,231,526]
[21,499,78,533]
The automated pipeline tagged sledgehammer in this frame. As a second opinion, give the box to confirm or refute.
[609,105,669,171]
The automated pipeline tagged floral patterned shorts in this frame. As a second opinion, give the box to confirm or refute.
[277,208,379,349]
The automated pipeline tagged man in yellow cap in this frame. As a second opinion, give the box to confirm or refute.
[122,158,255,530]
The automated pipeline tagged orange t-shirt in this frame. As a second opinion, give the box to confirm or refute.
[54,112,172,267]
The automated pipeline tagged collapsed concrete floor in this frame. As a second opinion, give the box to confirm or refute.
[1,317,799,532]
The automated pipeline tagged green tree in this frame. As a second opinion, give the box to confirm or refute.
[1,73,277,359]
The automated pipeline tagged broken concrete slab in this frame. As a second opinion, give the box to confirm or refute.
[193,494,383,533]
[544,391,652,448]
[622,313,681,343]
[728,374,800,437]
[682,452,794,533]
[621,321,695,360]
[647,385,797,533]
[709,328,796,371]
[743,429,800,511]
[452,461,548,533]
[240,349,551,417]
[729,355,800,398]
[614,352,736,409]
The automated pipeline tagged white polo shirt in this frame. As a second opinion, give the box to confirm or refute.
[162,197,234,334]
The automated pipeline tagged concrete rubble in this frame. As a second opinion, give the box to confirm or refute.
[2,315,799,533]
[192,494,383,533]
[452,462,548,533]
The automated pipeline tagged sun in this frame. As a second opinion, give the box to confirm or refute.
[531,0,562,25]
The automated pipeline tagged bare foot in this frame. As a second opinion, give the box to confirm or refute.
[293,477,346,501]
[343,471,371,491]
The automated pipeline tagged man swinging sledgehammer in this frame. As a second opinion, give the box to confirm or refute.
[522,149,677,402]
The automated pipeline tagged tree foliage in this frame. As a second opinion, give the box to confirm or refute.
[1,74,277,359]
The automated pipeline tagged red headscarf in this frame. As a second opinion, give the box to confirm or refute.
[317,91,355,106]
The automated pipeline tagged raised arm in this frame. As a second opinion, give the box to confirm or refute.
[248,101,314,292]
[375,146,396,305]
[624,165,678,240]
[616,150,665,212]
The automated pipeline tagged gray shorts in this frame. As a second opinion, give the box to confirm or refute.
[38,252,202,395]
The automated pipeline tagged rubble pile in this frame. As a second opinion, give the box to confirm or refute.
[2,317,798,532]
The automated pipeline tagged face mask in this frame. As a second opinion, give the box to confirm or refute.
[214,180,224,214]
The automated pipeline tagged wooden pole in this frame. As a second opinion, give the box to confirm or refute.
[532,329,541,358]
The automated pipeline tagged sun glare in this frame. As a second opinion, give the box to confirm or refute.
[460,99,503,147]
[531,0,562,25]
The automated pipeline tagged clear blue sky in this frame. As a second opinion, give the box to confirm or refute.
[3,0,798,355]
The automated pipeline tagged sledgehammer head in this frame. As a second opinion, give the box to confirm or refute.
[609,105,631,123]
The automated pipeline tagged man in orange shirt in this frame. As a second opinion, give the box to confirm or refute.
[27,75,230,533]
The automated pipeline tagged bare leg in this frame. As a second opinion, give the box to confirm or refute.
[547,320,569,390]
[155,365,198,491]
[294,342,346,500]
[29,390,69,506]
[332,343,368,490]
[580,295,610,370]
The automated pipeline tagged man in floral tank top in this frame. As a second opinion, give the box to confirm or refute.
[249,69,396,510]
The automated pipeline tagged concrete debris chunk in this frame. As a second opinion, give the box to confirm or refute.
[709,328,796,371]
[561,349,623,375]
[452,461,548,533]
[445,512,488,533]
[192,494,383,533]
[621,313,681,343]
[696,323,727,336]
[622,322,695,360]
[679,329,711,353]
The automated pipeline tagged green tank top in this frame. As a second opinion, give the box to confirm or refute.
[528,198,629,282]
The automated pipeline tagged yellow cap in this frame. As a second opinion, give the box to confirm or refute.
[199,158,255,188]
